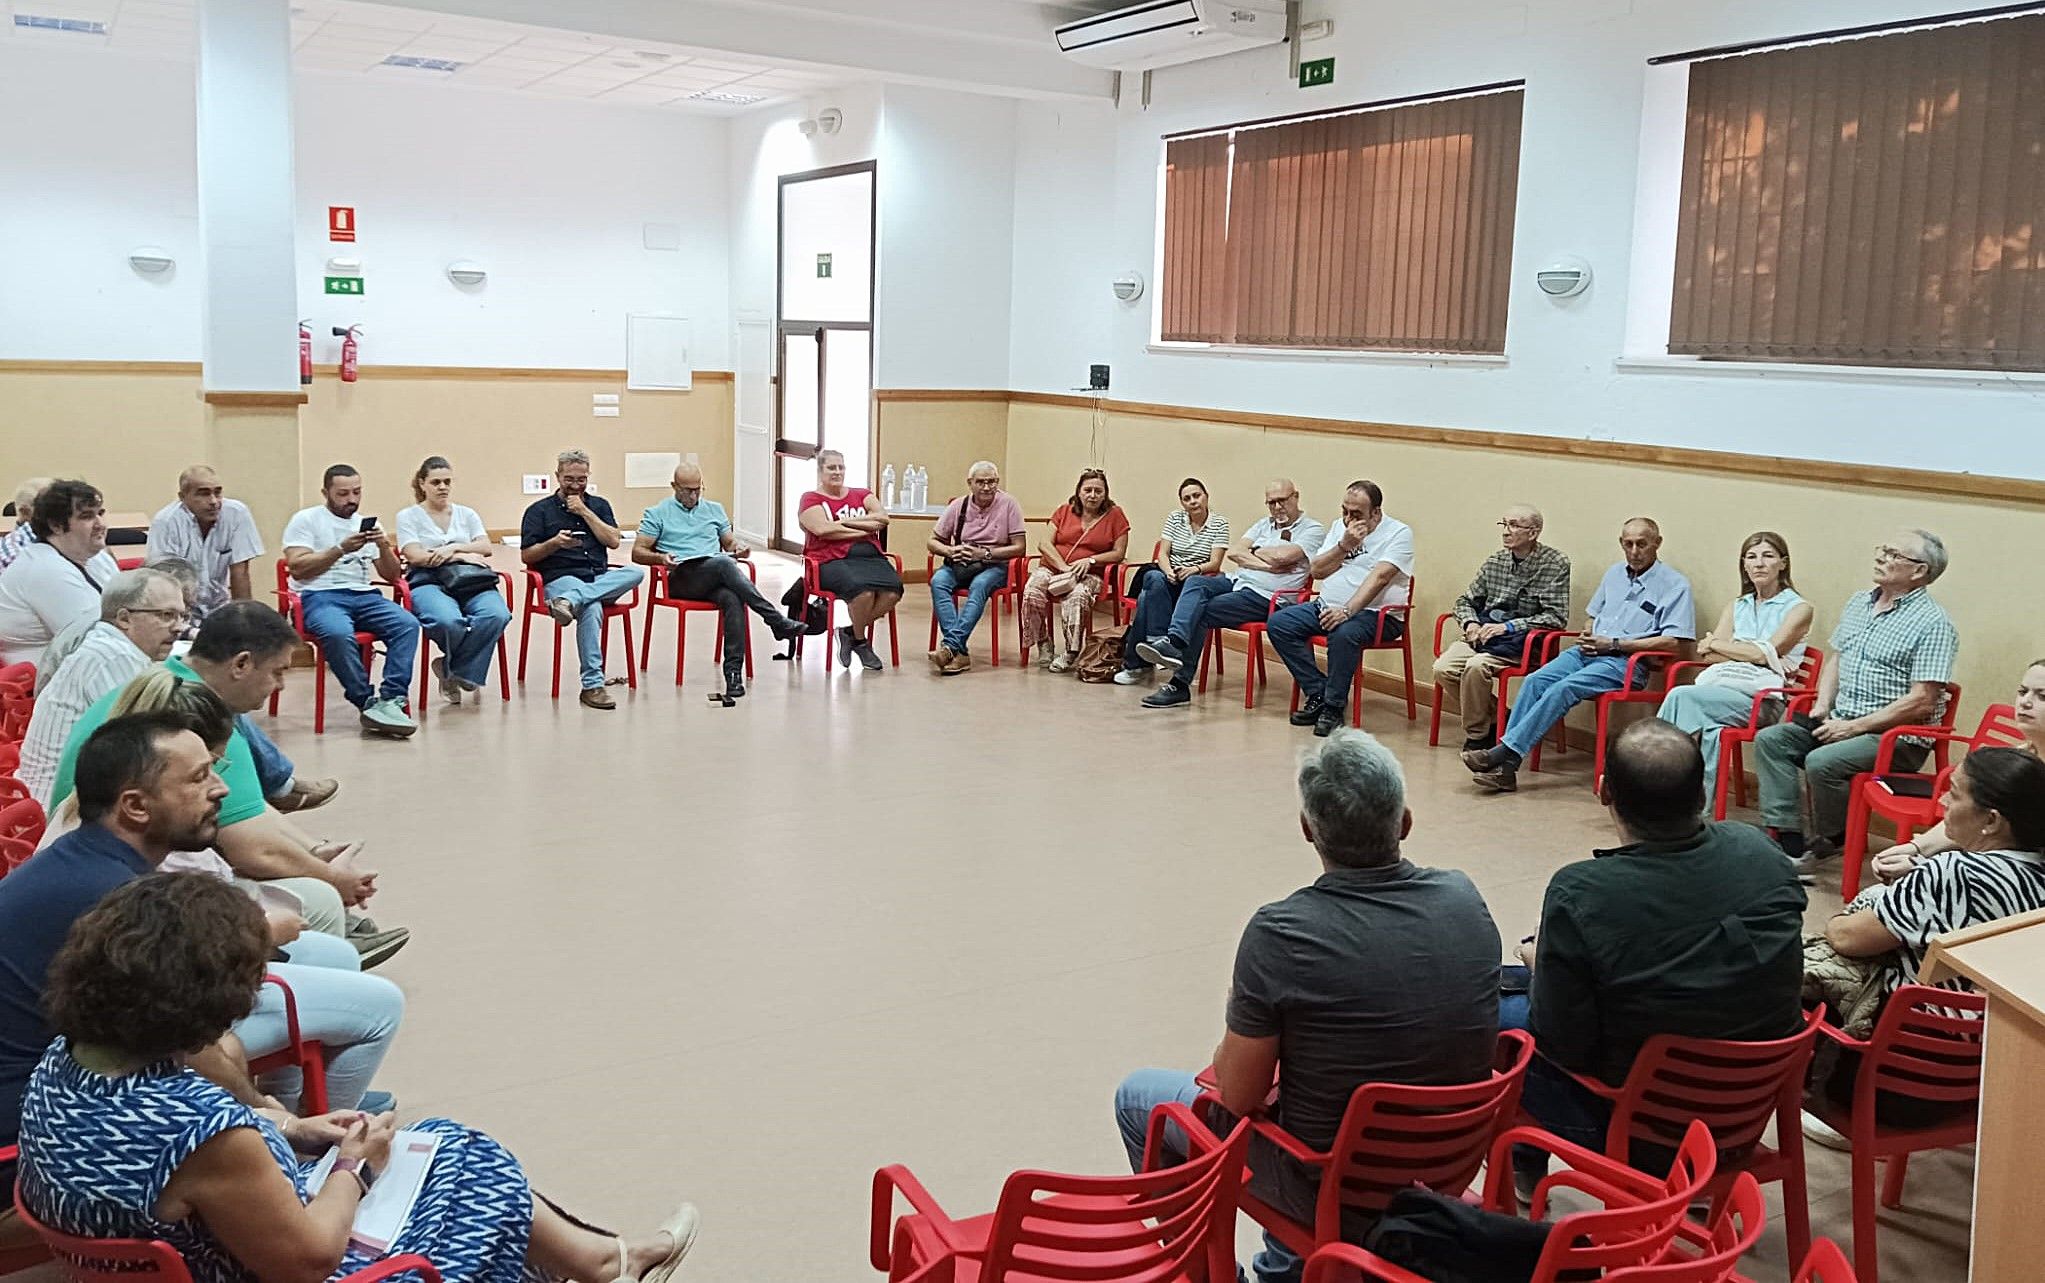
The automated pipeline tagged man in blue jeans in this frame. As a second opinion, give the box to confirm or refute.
[1267,480,1416,737]
[925,462,1026,676]
[520,449,644,710]
[280,465,420,737]
[1461,518,1694,793]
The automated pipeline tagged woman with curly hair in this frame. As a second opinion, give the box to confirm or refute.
[16,871,699,1283]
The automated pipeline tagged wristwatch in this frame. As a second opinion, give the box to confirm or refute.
[333,1155,372,1193]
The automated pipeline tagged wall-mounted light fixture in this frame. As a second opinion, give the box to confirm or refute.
[446,260,488,287]
[1111,271,1146,303]
[128,246,174,274]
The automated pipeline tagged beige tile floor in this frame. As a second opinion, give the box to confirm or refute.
[242,554,1971,1282]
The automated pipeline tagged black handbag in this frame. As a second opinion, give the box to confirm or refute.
[409,560,499,603]
[1361,1187,1554,1283]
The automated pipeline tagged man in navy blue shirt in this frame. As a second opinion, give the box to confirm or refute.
[519,449,644,710]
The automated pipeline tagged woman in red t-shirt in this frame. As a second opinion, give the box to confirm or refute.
[797,449,904,671]
[1020,468,1130,671]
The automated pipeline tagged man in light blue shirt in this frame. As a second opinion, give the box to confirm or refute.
[1139,479,1325,709]
[1462,518,1694,793]
[631,461,804,702]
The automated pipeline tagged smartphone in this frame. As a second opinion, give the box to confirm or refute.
[358,516,379,533]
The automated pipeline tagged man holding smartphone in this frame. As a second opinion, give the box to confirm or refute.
[519,449,643,710]
[281,465,420,737]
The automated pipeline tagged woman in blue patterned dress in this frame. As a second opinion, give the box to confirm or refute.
[17,873,697,1283]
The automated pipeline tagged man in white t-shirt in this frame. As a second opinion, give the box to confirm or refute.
[1137,479,1325,709]
[145,465,265,623]
[0,479,121,668]
[1267,479,1416,737]
[280,465,420,737]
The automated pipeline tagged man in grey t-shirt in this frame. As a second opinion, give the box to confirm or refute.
[1113,730,1501,1283]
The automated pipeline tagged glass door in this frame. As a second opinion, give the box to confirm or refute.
[774,326,873,549]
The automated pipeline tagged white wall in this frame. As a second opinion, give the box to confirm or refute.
[1002,0,2045,479]
[0,42,733,371]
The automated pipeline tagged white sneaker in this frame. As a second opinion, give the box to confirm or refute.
[1112,667,1149,685]
[1800,1109,1851,1151]
[431,657,461,706]
[359,697,418,738]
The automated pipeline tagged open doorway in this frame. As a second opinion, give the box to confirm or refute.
[773,161,875,553]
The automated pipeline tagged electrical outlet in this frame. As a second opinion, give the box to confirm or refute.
[522,474,551,495]
[593,405,620,417]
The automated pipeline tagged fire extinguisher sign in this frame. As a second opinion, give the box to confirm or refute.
[328,206,356,242]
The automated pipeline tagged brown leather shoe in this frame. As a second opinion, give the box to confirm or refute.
[1472,765,1518,793]
[272,777,339,813]
[942,651,972,675]
[579,686,617,710]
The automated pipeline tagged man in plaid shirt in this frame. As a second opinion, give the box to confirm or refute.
[1753,528,1958,880]
[0,477,50,575]
[1432,504,1571,749]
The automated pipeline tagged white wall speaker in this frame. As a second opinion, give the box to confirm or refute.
[1112,271,1146,302]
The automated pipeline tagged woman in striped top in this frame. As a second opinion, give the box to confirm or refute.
[1115,478,1229,684]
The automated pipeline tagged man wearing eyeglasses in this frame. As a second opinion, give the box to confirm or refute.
[1432,505,1572,751]
[1138,480,1325,709]
[1752,530,1958,879]
[632,461,805,703]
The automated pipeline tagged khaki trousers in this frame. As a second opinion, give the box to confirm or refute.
[1431,640,1514,740]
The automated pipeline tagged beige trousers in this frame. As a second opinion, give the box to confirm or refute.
[1431,641,1514,740]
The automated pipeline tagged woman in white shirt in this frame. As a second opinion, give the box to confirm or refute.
[397,457,510,705]
[0,479,120,668]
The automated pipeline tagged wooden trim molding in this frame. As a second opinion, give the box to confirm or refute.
[201,390,309,408]
[0,360,201,375]
[0,359,733,384]
[877,387,2045,507]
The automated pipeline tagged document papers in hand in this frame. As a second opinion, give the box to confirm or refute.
[305,1129,442,1254]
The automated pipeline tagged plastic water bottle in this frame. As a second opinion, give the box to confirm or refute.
[912,465,928,510]
[881,464,896,510]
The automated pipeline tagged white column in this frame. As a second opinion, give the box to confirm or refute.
[196,0,299,394]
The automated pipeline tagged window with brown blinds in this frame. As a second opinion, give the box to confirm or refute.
[1669,14,2045,372]
[1157,88,1525,353]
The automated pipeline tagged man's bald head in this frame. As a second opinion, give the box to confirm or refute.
[670,462,705,509]
[1605,720,1705,841]
[178,465,219,494]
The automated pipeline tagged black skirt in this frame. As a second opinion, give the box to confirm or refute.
[817,542,903,598]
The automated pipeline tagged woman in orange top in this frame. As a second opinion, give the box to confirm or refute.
[1020,468,1130,672]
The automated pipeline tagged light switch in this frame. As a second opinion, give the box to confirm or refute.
[522,474,551,495]
[593,405,620,417]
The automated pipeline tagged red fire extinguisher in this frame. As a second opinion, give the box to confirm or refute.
[299,320,313,385]
[333,326,361,383]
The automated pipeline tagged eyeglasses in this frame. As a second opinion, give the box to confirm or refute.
[125,607,187,624]
[1497,520,1537,532]
[1265,496,1297,507]
[674,486,702,497]
[1875,545,1927,565]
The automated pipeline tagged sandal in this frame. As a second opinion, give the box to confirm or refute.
[638,1204,700,1283]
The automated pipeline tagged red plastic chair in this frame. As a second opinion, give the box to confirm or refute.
[516,569,639,699]
[1206,1031,1533,1259]
[0,662,36,745]
[1014,554,1123,666]
[243,972,330,1116]
[1838,701,2016,900]
[924,555,1024,666]
[268,560,408,735]
[0,773,30,808]
[1794,1239,1860,1283]
[1600,1172,1767,1281]
[870,1107,1250,1283]
[0,795,46,849]
[0,834,33,880]
[391,572,513,717]
[1658,648,1830,818]
[1285,581,1419,728]
[0,742,20,777]
[1297,1118,1720,1283]
[1192,584,1311,709]
[10,1182,438,1283]
[1427,614,1568,757]
[0,1147,46,1274]
[1589,648,1684,793]
[1546,1004,1826,1271]
[796,553,903,670]
[1110,541,1166,627]
[638,562,758,687]
[1806,985,1987,1283]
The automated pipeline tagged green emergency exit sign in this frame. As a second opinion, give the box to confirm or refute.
[816,253,833,278]
[1299,57,1335,88]
[324,275,364,295]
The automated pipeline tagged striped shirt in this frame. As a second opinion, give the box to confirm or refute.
[1857,849,2045,1000]
[1828,588,1958,736]
[0,528,35,575]
[17,622,151,809]
[1161,510,1230,572]
[1451,544,1571,631]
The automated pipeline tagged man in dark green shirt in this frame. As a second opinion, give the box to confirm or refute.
[1502,719,1805,1194]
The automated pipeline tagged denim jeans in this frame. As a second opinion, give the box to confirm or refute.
[409,580,513,688]
[1122,568,1186,670]
[1114,1069,1303,1283]
[929,560,1009,652]
[1498,648,1629,760]
[545,567,645,689]
[237,714,295,800]
[239,929,405,1112]
[1266,600,1405,712]
[1162,578,1275,691]
[299,589,421,709]
[1497,993,1612,1187]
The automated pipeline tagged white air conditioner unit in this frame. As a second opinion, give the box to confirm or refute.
[1055,0,1287,72]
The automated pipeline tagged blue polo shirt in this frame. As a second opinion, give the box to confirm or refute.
[1585,559,1696,641]
[520,492,618,582]
[637,497,730,562]
[0,823,153,1147]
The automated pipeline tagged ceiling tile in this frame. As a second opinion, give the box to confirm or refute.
[680,56,771,73]
[394,34,507,59]
[507,31,611,54]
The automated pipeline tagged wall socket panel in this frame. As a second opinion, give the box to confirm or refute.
[593,405,620,417]
[522,474,552,495]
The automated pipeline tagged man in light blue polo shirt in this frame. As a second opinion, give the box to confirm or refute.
[632,461,803,702]
[1462,517,1694,793]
